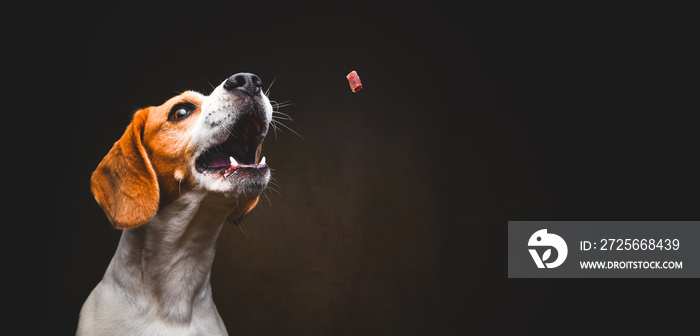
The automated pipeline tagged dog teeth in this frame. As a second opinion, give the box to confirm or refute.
[259,156,266,165]
[229,156,238,166]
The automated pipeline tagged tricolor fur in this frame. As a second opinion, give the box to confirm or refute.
[78,73,272,336]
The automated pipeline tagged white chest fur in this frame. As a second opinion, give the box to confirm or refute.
[77,192,235,336]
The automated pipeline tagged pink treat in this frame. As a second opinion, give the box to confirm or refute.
[346,70,362,93]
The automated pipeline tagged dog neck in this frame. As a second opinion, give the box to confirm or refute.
[103,190,237,324]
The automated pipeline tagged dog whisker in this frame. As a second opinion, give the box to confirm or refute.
[171,91,203,108]
[183,98,201,108]
[224,127,237,140]
[270,100,294,109]
[270,119,303,139]
[266,185,281,196]
[270,121,279,140]
[272,113,294,122]
[267,177,281,189]
[272,104,294,111]
[266,95,297,141]
[238,222,250,240]
[272,108,294,115]
[264,75,278,97]
[262,191,273,207]
[227,215,250,240]
[205,77,223,95]
[205,77,216,90]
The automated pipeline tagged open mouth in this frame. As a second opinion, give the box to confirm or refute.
[195,114,269,177]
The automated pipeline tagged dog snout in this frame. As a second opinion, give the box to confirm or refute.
[223,72,263,96]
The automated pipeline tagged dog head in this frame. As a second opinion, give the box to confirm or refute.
[91,73,272,229]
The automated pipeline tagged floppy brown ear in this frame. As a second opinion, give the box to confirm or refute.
[91,109,159,229]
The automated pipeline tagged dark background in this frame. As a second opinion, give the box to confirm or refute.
[11,1,699,335]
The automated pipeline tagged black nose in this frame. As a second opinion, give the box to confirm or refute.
[223,72,263,96]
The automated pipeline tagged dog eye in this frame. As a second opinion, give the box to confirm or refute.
[169,104,195,121]
[173,108,190,119]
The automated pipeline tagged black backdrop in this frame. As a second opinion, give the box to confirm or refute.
[13,1,699,335]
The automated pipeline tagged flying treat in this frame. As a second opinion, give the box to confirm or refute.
[346,70,362,93]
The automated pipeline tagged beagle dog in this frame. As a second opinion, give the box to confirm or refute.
[77,73,272,336]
